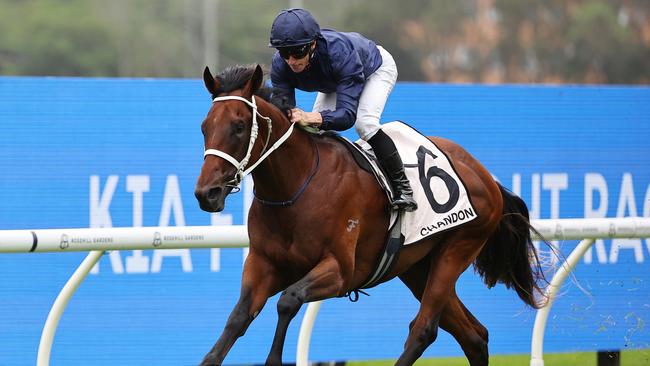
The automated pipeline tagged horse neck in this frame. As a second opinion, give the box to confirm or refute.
[251,97,316,201]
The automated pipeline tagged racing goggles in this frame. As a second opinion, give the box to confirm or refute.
[278,43,312,60]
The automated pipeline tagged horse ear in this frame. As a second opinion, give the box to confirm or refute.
[203,66,219,96]
[243,64,264,97]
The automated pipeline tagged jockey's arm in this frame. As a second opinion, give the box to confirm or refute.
[316,52,365,131]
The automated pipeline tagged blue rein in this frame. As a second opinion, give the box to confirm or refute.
[253,138,320,207]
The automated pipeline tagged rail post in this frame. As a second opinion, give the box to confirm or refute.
[37,250,104,366]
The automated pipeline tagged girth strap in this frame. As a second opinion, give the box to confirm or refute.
[359,211,405,289]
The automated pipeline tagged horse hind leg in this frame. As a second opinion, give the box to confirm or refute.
[440,294,489,366]
[265,256,345,366]
[395,236,487,366]
[399,256,489,366]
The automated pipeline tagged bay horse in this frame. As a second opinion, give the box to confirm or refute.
[194,64,545,366]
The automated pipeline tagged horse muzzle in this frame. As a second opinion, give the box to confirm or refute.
[194,184,229,212]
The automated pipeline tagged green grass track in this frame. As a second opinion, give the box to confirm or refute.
[347,349,650,366]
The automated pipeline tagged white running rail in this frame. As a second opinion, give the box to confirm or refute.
[1,218,649,366]
[529,217,650,366]
[0,225,248,253]
[0,225,248,366]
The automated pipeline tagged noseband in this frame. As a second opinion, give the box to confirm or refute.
[203,95,296,191]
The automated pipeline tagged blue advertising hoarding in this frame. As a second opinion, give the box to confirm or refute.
[0,76,649,365]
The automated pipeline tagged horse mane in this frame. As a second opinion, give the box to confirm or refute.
[213,64,273,102]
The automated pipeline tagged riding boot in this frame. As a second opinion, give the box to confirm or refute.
[368,130,418,212]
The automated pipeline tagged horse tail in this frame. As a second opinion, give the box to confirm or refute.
[474,182,547,309]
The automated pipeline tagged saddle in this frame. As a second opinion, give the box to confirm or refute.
[318,130,393,196]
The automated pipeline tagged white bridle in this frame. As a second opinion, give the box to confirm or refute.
[203,95,296,190]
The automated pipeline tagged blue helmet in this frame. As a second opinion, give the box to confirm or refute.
[269,8,321,48]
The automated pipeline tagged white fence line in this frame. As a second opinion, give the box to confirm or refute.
[1,217,649,366]
[0,225,248,253]
[530,217,650,240]
[0,225,249,366]
[528,217,650,366]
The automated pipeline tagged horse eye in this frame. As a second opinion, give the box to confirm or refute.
[233,121,246,135]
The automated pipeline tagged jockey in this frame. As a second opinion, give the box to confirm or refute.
[268,8,417,212]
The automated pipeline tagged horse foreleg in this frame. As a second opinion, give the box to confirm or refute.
[200,254,282,366]
[265,256,344,366]
[199,290,256,366]
[440,293,489,366]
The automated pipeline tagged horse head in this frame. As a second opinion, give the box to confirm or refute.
[194,64,268,212]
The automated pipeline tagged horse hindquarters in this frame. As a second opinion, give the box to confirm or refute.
[474,183,545,308]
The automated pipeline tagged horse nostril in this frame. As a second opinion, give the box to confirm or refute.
[207,187,222,200]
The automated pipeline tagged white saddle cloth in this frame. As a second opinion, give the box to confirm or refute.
[356,121,478,245]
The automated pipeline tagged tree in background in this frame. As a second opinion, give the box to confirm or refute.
[494,0,650,83]
[0,0,648,83]
[339,0,428,81]
[0,0,117,76]
[394,0,477,82]
[565,1,649,83]
[97,1,191,77]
